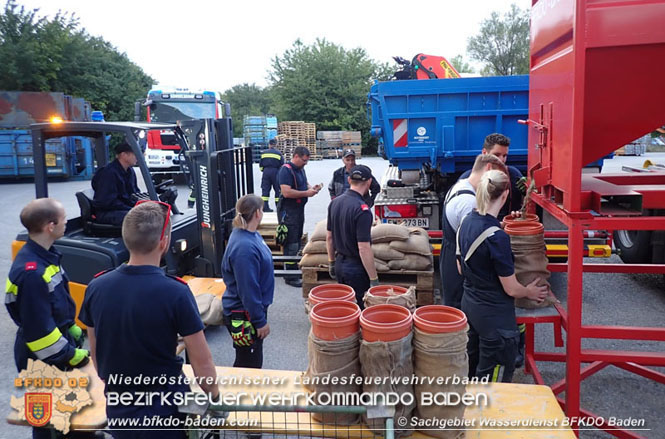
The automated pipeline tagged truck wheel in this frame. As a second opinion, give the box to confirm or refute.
[614,230,652,263]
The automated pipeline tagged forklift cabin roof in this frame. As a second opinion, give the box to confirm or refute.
[30,121,186,199]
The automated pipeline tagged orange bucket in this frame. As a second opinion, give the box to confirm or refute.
[309,284,356,306]
[309,300,361,341]
[413,305,467,333]
[360,304,413,342]
[503,213,539,226]
[505,220,544,236]
[367,285,408,298]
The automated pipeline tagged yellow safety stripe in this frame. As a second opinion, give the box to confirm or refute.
[492,365,501,382]
[5,279,18,296]
[261,196,270,201]
[26,327,63,352]
[42,265,60,283]
[518,323,526,333]
[261,153,282,160]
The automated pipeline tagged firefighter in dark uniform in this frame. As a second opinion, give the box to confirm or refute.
[277,147,321,287]
[79,202,219,438]
[260,138,284,212]
[326,165,379,308]
[458,133,529,366]
[91,142,141,226]
[5,198,89,439]
[441,154,507,309]
[456,170,546,383]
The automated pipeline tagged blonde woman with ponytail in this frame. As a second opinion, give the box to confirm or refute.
[456,170,547,383]
[221,194,274,368]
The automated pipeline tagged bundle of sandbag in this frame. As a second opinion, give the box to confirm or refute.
[371,224,433,272]
[299,220,330,268]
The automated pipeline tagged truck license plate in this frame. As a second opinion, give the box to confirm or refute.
[386,218,429,228]
[45,153,56,167]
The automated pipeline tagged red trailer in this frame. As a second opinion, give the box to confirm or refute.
[521,1,665,437]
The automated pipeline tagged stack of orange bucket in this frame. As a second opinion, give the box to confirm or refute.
[412,305,469,439]
[307,284,362,425]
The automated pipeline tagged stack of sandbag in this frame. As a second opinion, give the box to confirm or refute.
[299,220,330,268]
[371,225,433,272]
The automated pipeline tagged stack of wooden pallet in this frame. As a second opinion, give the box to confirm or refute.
[277,121,319,160]
[300,266,436,305]
[316,131,362,159]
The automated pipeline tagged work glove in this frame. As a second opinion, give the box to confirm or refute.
[275,224,288,246]
[69,348,90,368]
[516,177,527,195]
[369,278,380,287]
[328,261,336,280]
[68,324,84,348]
[230,319,255,347]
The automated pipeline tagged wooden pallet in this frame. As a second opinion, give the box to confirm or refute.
[301,267,435,305]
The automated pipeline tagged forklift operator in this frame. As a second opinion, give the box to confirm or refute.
[91,142,141,226]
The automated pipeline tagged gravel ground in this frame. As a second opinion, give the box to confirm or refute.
[0,154,663,438]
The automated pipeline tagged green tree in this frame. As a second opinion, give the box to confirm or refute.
[467,4,529,76]
[269,38,388,153]
[221,83,273,137]
[449,55,474,74]
[0,0,153,121]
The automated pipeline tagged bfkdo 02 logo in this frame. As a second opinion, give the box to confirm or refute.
[25,393,52,427]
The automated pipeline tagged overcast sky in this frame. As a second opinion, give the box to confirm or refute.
[13,0,529,92]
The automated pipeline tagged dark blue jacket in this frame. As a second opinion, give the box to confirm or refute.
[6,239,78,370]
[221,228,274,328]
[92,159,139,212]
[259,148,284,171]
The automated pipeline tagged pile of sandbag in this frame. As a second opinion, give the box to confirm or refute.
[372,224,433,272]
[299,222,434,272]
[299,220,330,268]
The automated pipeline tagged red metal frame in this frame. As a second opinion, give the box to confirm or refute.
[524,1,665,437]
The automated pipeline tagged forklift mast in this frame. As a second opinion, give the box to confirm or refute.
[182,117,254,277]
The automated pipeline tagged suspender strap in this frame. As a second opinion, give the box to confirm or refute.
[456,215,501,262]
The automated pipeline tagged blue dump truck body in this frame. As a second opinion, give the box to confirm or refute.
[0,91,94,179]
[368,75,529,174]
[367,76,529,230]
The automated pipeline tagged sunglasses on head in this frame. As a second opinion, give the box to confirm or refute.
[135,199,172,240]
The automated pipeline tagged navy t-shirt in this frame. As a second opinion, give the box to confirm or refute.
[221,228,275,329]
[458,210,515,313]
[277,162,308,208]
[79,265,203,381]
[327,190,373,260]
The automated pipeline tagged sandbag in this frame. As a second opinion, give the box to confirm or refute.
[310,220,328,242]
[299,253,330,268]
[388,254,433,271]
[374,258,390,272]
[195,293,224,326]
[359,333,415,437]
[305,331,361,425]
[371,223,410,243]
[509,231,558,309]
[390,228,432,256]
[413,326,468,439]
[303,240,328,255]
[363,285,417,312]
[372,243,405,260]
